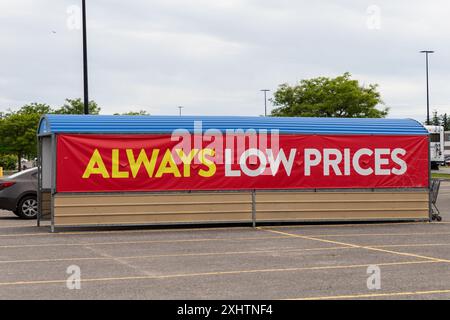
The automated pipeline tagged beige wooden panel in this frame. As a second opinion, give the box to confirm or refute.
[55,203,251,215]
[40,191,51,220]
[54,192,253,226]
[256,191,429,221]
[53,190,430,227]
[256,210,429,221]
[55,193,251,205]
[256,192,428,202]
[54,212,250,226]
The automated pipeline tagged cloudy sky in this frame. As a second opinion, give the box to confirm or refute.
[0,0,448,120]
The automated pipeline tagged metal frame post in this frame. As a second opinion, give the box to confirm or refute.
[420,50,434,125]
[37,137,42,227]
[261,89,270,117]
[425,53,430,125]
[252,189,256,228]
[428,135,432,221]
[82,0,89,114]
[50,134,56,233]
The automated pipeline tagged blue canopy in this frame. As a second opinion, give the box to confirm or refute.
[38,115,427,136]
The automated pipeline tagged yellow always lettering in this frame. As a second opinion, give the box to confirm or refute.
[198,148,216,177]
[111,149,129,178]
[175,149,199,177]
[126,149,160,178]
[155,149,181,178]
[82,149,110,178]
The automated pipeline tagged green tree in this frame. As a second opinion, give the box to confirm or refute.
[271,72,389,118]
[0,154,17,170]
[114,110,150,115]
[432,111,440,126]
[0,100,100,172]
[18,102,53,115]
[0,98,153,171]
[441,113,449,131]
[0,112,40,171]
[55,98,100,115]
[0,103,52,171]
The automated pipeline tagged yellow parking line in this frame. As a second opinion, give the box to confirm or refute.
[0,220,439,237]
[0,225,36,229]
[292,289,450,300]
[2,242,450,265]
[373,243,450,249]
[0,226,255,237]
[0,235,291,249]
[260,228,450,263]
[0,232,63,238]
[305,232,450,238]
[0,246,351,264]
[0,220,446,237]
[0,260,439,287]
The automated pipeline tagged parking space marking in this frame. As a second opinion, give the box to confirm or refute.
[292,289,450,300]
[304,231,450,238]
[83,245,156,277]
[0,226,255,237]
[0,220,446,237]
[0,235,292,249]
[0,232,61,238]
[1,242,450,265]
[0,260,439,287]
[0,220,441,237]
[0,225,36,229]
[0,246,353,265]
[373,243,450,249]
[260,228,450,263]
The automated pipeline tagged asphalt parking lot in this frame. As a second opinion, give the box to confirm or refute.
[0,185,450,300]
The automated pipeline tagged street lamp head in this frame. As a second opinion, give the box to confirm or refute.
[420,50,435,54]
[260,89,270,92]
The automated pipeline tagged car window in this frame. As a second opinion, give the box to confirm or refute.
[8,168,37,179]
[430,133,441,143]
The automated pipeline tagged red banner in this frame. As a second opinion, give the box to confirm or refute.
[56,134,429,192]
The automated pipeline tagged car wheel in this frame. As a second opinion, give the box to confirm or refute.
[16,195,38,219]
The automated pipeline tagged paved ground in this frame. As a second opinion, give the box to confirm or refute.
[432,167,450,174]
[0,185,450,300]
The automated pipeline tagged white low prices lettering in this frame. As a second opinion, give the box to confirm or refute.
[225,148,297,177]
[304,148,407,176]
[220,147,406,178]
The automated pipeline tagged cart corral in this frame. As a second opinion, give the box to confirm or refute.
[37,115,431,231]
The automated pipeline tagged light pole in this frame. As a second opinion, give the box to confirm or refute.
[178,106,184,116]
[261,89,270,116]
[82,0,89,114]
[420,50,434,125]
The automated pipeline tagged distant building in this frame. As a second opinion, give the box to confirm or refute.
[445,131,450,156]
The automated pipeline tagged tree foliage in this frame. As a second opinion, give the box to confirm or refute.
[430,111,450,131]
[54,98,100,115]
[0,99,153,171]
[271,72,389,118]
[0,103,51,170]
[114,110,150,115]
[0,154,16,170]
[442,113,449,131]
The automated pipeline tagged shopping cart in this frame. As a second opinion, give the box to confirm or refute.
[430,179,442,221]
